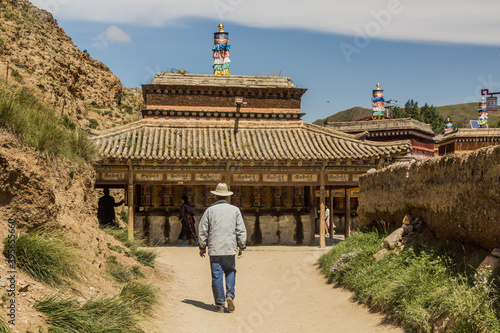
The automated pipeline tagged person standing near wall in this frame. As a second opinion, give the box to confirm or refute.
[178,194,198,246]
[97,188,124,226]
[198,183,247,313]
[325,204,331,237]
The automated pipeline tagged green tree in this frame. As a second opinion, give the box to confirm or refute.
[420,103,444,134]
[390,106,406,118]
[405,99,421,121]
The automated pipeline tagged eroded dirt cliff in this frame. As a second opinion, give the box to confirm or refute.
[0,0,143,130]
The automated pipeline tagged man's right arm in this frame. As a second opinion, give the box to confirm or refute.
[235,209,247,250]
[198,210,209,251]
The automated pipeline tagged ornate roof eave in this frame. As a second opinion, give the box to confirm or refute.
[142,84,308,102]
[141,108,305,120]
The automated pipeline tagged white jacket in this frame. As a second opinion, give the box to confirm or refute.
[198,200,247,256]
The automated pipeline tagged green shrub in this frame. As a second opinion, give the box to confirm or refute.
[0,315,11,333]
[318,231,500,332]
[87,118,98,129]
[119,282,157,314]
[62,115,76,130]
[101,227,156,267]
[2,231,78,286]
[133,249,157,268]
[101,226,142,251]
[131,266,144,279]
[9,68,22,83]
[35,296,144,332]
[68,128,97,164]
[0,82,97,164]
[106,256,132,283]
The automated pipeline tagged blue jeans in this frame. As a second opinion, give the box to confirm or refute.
[210,255,236,307]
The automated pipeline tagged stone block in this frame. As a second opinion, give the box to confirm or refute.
[384,228,404,249]
[148,215,166,246]
[373,248,389,261]
[332,215,340,230]
[478,255,500,274]
[403,224,414,234]
[300,214,313,245]
[168,216,182,244]
[278,214,295,245]
[260,214,278,245]
[193,214,203,239]
[351,215,359,230]
[402,214,412,225]
[243,214,256,246]
[134,214,146,240]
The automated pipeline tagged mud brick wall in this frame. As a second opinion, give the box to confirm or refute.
[146,93,302,110]
[358,145,500,250]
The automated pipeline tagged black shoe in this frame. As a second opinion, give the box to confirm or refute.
[226,297,235,312]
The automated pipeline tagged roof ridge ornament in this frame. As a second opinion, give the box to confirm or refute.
[372,82,386,118]
[213,23,231,75]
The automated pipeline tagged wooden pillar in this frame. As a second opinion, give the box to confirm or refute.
[329,188,334,238]
[345,188,351,238]
[127,164,135,241]
[225,161,231,204]
[309,186,315,245]
[319,167,326,248]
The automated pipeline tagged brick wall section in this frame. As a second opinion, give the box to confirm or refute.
[145,93,302,110]
[358,145,500,250]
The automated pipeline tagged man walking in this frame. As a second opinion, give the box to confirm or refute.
[198,183,247,313]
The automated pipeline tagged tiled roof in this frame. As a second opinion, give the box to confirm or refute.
[435,128,500,143]
[328,118,435,136]
[93,119,411,161]
[150,74,297,89]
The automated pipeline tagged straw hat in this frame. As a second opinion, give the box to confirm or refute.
[210,183,233,196]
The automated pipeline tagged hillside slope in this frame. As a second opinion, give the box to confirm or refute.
[313,103,500,129]
[0,0,142,130]
[436,102,500,128]
[312,106,372,125]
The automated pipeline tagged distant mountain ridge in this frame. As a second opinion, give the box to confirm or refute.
[313,103,500,129]
[312,107,372,125]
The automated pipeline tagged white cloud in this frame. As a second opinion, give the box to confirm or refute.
[31,0,500,46]
[93,25,131,48]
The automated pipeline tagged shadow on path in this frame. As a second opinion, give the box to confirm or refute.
[181,299,214,312]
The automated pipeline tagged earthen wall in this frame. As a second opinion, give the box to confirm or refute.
[358,145,500,250]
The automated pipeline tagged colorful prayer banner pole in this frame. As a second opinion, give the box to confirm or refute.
[213,23,231,76]
[444,117,454,132]
[372,83,385,117]
[478,97,488,128]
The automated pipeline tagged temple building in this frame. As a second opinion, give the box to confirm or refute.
[326,84,436,160]
[92,26,411,247]
[435,98,500,155]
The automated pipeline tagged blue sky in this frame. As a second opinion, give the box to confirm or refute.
[31,0,500,123]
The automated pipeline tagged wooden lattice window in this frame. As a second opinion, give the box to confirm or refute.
[272,187,283,207]
[252,187,262,207]
[293,186,304,207]
[140,185,151,207]
[232,187,242,207]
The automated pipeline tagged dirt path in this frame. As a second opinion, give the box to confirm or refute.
[143,246,404,333]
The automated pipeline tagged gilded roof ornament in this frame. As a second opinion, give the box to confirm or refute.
[218,23,224,32]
